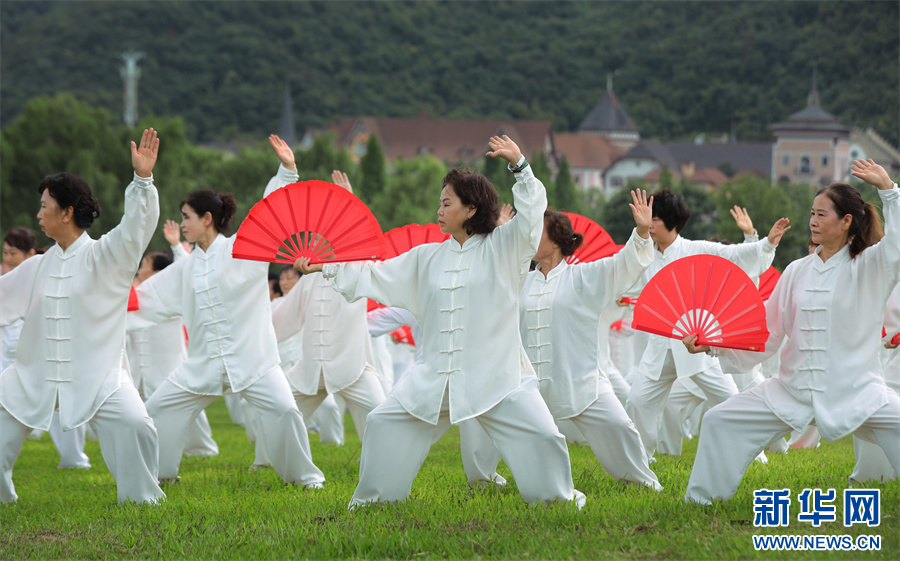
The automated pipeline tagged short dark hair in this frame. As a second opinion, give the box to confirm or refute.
[181,190,237,234]
[442,168,500,235]
[650,188,690,233]
[268,273,282,297]
[543,209,584,257]
[279,264,300,278]
[145,251,173,272]
[37,173,101,229]
[3,227,37,253]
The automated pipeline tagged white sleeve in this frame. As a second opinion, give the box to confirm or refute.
[574,229,653,311]
[271,276,310,342]
[128,257,186,331]
[94,173,160,280]
[263,164,300,198]
[367,307,416,337]
[493,165,549,269]
[325,246,423,316]
[0,255,41,327]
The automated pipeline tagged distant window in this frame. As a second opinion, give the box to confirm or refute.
[418,146,431,155]
[573,174,582,185]
[850,150,859,160]
[799,156,811,174]
[782,154,790,167]
[354,142,366,157]
[778,176,790,184]
[611,177,623,187]
[822,155,829,167]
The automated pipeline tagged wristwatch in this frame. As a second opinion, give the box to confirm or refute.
[508,155,529,173]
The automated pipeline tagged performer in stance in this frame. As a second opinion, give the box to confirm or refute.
[0,129,165,504]
[519,199,662,490]
[683,159,900,503]
[296,135,585,508]
[131,134,324,488]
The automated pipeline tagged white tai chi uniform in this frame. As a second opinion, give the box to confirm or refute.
[624,233,776,458]
[521,229,662,490]
[130,165,324,487]
[272,272,386,443]
[0,173,164,504]
[325,165,585,508]
[368,305,506,487]
[849,282,900,484]
[685,184,900,504]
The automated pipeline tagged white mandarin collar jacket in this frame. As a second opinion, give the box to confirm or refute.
[271,272,374,395]
[324,166,546,425]
[128,166,297,395]
[0,174,159,430]
[628,234,777,380]
[719,185,900,440]
[520,228,653,419]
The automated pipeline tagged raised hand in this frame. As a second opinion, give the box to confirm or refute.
[131,128,159,178]
[729,206,755,236]
[163,219,181,246]
[767,217,791,246]
[629,189,653,238]
[851,158,893,190]
[486,135,522,166]
[497,203,515,226]
[331,170,353,193]
[268,134,296,171]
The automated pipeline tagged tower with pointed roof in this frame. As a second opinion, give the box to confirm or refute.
[576,75,641,151]
[769,68,851,185]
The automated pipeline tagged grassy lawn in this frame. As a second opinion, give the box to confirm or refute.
[1,398,896,560]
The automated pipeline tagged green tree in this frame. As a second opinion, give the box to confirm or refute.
[600,180,646,243]
[359,135,386,205]
[370,155,448,230]
[530,151,554,205]
[554,155,579,213]
[671,179,717,242]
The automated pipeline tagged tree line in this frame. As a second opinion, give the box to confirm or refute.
[4,94,888,272]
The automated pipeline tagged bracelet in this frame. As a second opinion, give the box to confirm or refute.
[508,156,529,173]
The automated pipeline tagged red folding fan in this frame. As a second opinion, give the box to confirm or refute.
[383,223,449,260]
[619,296,639,306]
[562,213,618,264]
[757,266,781,302]
[232,181,386,264]
[632,254,769,351]
[367,299,385,313]
[893,332,900,346]
[390,325,416,347]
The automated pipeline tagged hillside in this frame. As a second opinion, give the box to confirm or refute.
[1,1,897,145]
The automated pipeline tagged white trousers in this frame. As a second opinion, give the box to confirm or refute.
[685,387,900,504]
[48,410,91,468]
[145,369,324,486]
[657,380,704,456]
[1,381,165,504]
[309,394,346,445]
[606,368,631,406]
[850,436,897,484]
[182,410,219,457]
[567,379,662,490]
[349,377,585,508]
[787,425,821,449]
[626,350,738,458]
[294,368,385,441]
[556,419,589,444]
[458,418,507,486]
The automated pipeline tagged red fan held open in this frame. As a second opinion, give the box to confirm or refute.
[757,266,781,301]
[562,213,618,264]
[632,254,769,352]
[232,180,386,264]
[383,223,449,260]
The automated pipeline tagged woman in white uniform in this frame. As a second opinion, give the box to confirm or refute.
[683,159,900,503]
[623,189,788,459]
[519,198,662,491]
[0,129,165,504]
[130,135,324,488]
[296,135,585,508]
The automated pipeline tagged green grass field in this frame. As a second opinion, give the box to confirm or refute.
[1,399,896,560]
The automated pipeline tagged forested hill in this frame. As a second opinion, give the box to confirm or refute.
[2,1,897,146]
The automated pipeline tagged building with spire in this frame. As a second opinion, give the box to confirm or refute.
[279,82,298,149]
[769,68,852,185]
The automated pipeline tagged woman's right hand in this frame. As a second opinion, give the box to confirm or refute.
[683,334,710,354]
[486,135,522,166]
[293,257,323,275]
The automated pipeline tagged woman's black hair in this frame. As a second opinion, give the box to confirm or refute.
[37,173,101,229]
[3,227,37,253]
[442,168,500,235]
[145,251,173,272]
[650,188,690,233]
[543,209,584,257]
[815,183,883,258]
[180,190,238,234]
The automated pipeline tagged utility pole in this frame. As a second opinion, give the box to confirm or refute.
[118,50,144,127]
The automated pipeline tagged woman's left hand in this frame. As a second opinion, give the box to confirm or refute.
[683,334,710,354]
[767,218,791,246]
[630,189,653,238]
[293,257,323,275]
[269,134,296,171]
[486,135,522,166]
[851,159,893,190]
